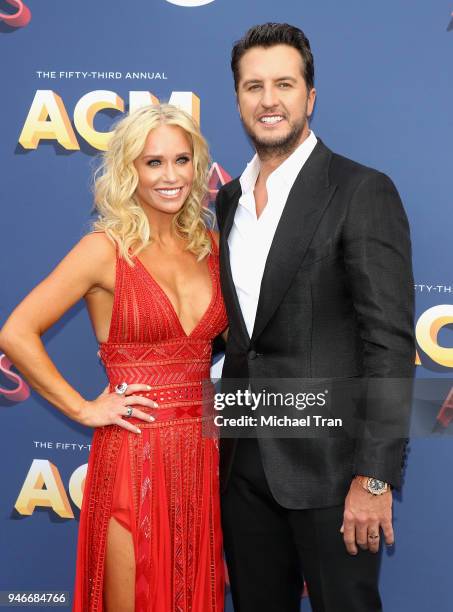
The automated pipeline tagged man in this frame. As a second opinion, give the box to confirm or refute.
[215,23,415,612]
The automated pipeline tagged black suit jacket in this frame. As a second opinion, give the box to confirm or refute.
[215,139,415,509]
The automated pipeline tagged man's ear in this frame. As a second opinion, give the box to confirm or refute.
[307,87,317,118]
[237,99,242,120]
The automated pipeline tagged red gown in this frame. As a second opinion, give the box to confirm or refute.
[73,237,227,611]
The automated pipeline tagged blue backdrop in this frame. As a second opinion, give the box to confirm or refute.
[1,1,452,610]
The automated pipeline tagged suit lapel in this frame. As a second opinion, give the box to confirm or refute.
[219,184,251,344]
[252,140,337,341]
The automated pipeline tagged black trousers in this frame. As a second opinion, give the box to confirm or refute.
[221,438,383,612]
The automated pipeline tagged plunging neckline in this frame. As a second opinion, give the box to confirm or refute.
[134,252,216,339]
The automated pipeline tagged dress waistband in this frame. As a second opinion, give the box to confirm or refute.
[108,379,216,423]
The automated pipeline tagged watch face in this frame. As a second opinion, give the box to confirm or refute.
[369,478,386,493]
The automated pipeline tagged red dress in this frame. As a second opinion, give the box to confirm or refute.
[73,237,227,611]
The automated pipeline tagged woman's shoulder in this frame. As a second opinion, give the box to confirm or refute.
[76,231,117,265]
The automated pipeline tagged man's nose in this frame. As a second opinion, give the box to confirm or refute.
[260,84,279,108]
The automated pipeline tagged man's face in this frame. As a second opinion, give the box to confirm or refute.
[236,44,316,159]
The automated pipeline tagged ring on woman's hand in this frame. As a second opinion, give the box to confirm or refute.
[368,533,379,540]
[124,407,134,418]
[115,382,128,395]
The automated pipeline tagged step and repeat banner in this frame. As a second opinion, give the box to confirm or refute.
[1,1,452,610]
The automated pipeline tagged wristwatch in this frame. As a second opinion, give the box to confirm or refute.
[355,476,389,496]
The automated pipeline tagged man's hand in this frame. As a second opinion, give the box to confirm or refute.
[340,476,393,555]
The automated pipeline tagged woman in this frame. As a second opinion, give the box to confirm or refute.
[0,104,227,611]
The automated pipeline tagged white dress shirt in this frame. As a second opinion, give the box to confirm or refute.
[228,131,318,338]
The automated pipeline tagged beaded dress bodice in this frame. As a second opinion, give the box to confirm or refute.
[99,243,227,418]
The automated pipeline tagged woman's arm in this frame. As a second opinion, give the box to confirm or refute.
[0,233,156,432]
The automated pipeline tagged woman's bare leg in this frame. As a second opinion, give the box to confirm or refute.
[103,517,135,612]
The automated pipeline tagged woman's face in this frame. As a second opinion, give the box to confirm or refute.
[133,124,194,217]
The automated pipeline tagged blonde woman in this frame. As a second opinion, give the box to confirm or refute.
[0,105,227,611]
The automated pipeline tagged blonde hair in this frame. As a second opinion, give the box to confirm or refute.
[92,104,213,264]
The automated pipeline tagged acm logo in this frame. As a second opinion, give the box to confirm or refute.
[0,0,31,28]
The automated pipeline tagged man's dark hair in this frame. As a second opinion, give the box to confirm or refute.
[231,23,314,92]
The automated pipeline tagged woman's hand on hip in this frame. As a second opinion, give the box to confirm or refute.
[78,383,158,434]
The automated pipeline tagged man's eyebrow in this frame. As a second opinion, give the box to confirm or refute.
[241,76,297,87]
[275,76,297,82]
[241,79,262,87]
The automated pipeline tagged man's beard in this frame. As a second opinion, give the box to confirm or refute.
[243,112,307,161]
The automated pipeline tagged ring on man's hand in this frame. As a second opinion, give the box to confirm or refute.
[115,382,128,395]
[368,533,379,540]
[124,407,133,418]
